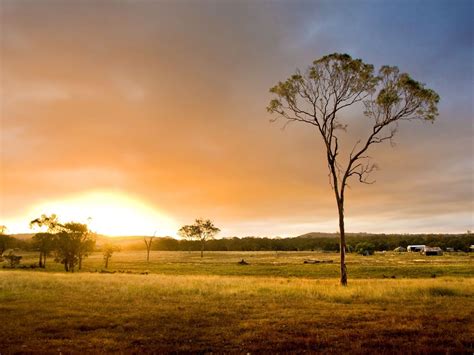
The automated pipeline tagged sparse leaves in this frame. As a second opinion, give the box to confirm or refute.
[267,53,439,285]
[267,53,440,191]
[178,219,220,257]
[30,214,62,233]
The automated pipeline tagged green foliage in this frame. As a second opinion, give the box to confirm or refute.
[355,242,375,255]
[30,215,96,272]
[178,219,220,257]
[267,53,379,119]
[29,214,62,232]
[146,233,473,253]
[6,232,474,255]
[375,66,440,122]
[54,222,95,272]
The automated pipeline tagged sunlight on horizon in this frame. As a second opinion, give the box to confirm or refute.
[5,190,179,237]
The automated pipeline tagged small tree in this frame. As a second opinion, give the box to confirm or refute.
[144,233,155,262]
[267,53,439,285]
[32,233,55,268]
[178,219,220,258]
[103,243,120,269]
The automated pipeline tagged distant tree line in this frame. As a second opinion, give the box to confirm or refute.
[122,233,474,253]
[2,230,473,260]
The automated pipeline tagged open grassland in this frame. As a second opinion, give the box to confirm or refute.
[0,272,473,353]
[11,250,474,278]
[1,252,473,353]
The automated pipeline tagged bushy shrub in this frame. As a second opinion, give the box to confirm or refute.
[3,251,22,268]
[355,242,375,256]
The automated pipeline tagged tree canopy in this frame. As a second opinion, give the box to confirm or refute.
[30,214,95,272]
[178,219,220,257]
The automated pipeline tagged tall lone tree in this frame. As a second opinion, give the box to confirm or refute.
[178,219,220,258]
[267,53,439,285]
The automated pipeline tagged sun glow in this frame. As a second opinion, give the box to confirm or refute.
[21,191,179,236]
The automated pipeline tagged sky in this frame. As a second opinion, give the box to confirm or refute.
[0,0,473,237]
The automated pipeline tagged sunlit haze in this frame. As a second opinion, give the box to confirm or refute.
[6,191,178,236]
[1,0,473,236]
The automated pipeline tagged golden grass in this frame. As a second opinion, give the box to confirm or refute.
[1,271,473,353]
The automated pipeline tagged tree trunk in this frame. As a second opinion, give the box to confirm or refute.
[200,242,204,258]
[64,260,69,272]
[105,257,109,269]
[330,159,348,287]
[44,254,47,268]
[147,249,150,262]
[337,199,348,286]
[78,255,82,270]
[39,252,43,268]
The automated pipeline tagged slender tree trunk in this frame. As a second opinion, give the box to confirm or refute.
[44,254,47,268]
[39,252,43,268]
[64,260,69,272]
[337,198,348,286]
[147,249,150,262]
[329,159,348,286]
[78,255,82,270]
[200,242,204,258]
[105,257,109,269]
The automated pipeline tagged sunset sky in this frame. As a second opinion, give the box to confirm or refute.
[1,0,473,237]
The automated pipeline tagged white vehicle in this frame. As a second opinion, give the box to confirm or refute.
[407,245,425,252]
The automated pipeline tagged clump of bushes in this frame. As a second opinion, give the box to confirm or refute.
[3,251,22,268]
[355,242,375,256]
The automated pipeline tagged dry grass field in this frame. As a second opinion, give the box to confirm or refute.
[1,251,473,353]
